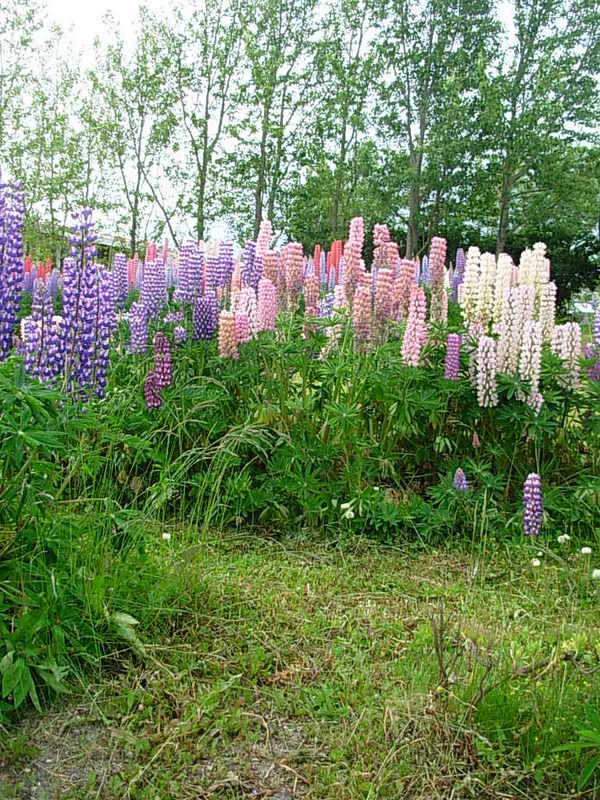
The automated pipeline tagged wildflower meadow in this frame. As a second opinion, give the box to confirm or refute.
[1,0,600,795]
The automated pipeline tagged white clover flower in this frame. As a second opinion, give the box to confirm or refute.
[340,502,352,511]
[557,534,570,544]
[373,486,380,492]
[532,558,541,567]
[581,547,592,555]
[591,569,600,580]
[537,551,543,557]
[343,509,355,520]
[162,532,171,541]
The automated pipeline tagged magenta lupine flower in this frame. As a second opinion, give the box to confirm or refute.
[153,332,172,388]
[144,372,161,409]
[453,468,468,492]
[444,333,460,380]
[523,473,542,536]
[401,286,427,366]
[173,325,187,346]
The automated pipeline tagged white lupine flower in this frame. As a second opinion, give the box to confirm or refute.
[519,320,543,399]
[476,252,496,328]
[538,282,556,342]
[460,246,481,325]
[493,254,513,324]
[476,335,498,408]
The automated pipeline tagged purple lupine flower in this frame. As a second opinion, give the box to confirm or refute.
[141,258,167,319]
[91,268,117,398]
[205,254,219,292]
[23,279,54,381]
[218,241,234,288]
[193,291,218,340]
[523,473,542,536]
[174,241,202,302]
[163,311,184,324]
[421,255,430,287]
[173,325,187,345]
[241,240,256,288]
[0,175,24,360]
[144,372,161,409]
[153,332,172,388]
[250,253,263,292]
[317,293,335,319]
[444,333,460,380]
[23,270,33,294]
[593,308,600,346]
[47,268,60,299]
[128,301,147,353]
[453,468,468,492]
[113,252,128,306]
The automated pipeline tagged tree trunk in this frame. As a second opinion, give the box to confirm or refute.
[406,180,421,258]
[254,97,271,238]
[497,160,512,255]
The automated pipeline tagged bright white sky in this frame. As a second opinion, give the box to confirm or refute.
[47,0,515,50]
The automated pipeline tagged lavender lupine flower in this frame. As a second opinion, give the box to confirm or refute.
[91,268,117,398]
[23,279,56,381]
[0,175,25,359]
[173,325,187,345]
[205,253,219,292]
[451,248,465,302]
[62,208,100,398]
[523,473,542,536]
[218,241,234,288]
[444,333,460,380]
[144,372,161,409]
[113,252,128,306]
[141,259,167,319]
[453,468,468,492]
[175,241,202,302]
[23,270,33,294]
[153,332,172,388]
[128,301,147,353]
[193,291,218,339]
[47,268,60,299]
[163,311,184,324]
[241,240,256,288]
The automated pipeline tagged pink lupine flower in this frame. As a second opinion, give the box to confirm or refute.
[396,259,416,319]
[282,242,303,309]
[263,250,278,284]
[234,312,250,344]
[476,335,498,407]
[401,286,427,366]
[428,236,447,324]
[374,267,394,330]
[255,219,273,258]
[343,236,362,306]
[304,274,319,310]
[218,310,238,359]
[353,285,372,351]
[257,277,277,331]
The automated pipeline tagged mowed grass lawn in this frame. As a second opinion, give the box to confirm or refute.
[2,529,599,799]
